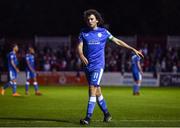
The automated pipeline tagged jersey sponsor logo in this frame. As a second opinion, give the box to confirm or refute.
[88,40,100,45]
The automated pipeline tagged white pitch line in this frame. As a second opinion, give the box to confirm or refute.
[92,119,180,122]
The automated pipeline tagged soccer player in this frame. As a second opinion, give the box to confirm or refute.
[77,9,143,125]
[0,43,21,96]
[131,50,143,95]
[25,46,42,96]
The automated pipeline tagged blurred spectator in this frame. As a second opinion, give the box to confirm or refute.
[142,43,148,56]
[161,58,166,72]
[172,63,177,73]
[43,60,51,71]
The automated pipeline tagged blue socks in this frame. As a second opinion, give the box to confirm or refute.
[86,95,109,119]
[133,84,140,93]
[12,82,17,94]
[3,81,17,94]
[3,81,13,89]
[97,95,108,114]
[33,82,39,92]
[25,81,30,92]
[86,96,96,119]
[26,81,39,92]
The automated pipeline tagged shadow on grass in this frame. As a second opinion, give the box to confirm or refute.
[0,117,72,124]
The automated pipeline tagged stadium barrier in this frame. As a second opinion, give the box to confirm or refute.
[101,72,159,87]
[160,73,180,87]
[1,72,160,87]
[36,71,87,85]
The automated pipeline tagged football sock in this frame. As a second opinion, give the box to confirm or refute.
[12,82,17,94]
[3,81,13,89]
[133,84,140,93]
[86,96,96,119]
[25,81,30,92]
[33,82,39,92]
[97,95,108,114]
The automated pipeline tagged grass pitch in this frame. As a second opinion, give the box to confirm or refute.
[0,85,180,127]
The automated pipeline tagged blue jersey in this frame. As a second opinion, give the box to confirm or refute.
[26,53,35,72]
[79,27,113,71]
[131,54,141,73]
[7,51,18,71]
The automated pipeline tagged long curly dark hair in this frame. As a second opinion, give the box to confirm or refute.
[83,9,104,27]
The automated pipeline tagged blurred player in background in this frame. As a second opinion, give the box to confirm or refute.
[77,9,143,125]
[0,43,21,96]
[131,49,143,95]
[25,46,42,96]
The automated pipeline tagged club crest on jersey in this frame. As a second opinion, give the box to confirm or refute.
[98,33,102,37]
[85,34,89,37]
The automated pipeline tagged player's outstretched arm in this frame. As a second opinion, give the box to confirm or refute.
[111,37,144,58]
[77,42,89,65]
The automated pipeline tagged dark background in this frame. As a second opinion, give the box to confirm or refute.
[0,0,180,36]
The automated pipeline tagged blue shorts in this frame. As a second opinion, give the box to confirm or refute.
[26,71,36,80]
[9,70,17,81]
[132,72,142,81]
[85,68,104,87]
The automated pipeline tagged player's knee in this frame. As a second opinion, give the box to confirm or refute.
[33,82,38,85]
[89,86,96,96]
[96,90,102,97]
[96,87,102,96]
[9,81,13,85]
[12,79,16,83]
[26,81,30,85]
[33,77,37,81]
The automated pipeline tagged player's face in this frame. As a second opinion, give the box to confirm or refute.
[30,48,35,54]
[14,45,19,53]
[86,14,99,29]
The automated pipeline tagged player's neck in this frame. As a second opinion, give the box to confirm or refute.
[88,26,98,31]
[93,26,98,30]
[12,50,16,54]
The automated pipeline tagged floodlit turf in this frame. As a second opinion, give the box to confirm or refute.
[0,85,180,127]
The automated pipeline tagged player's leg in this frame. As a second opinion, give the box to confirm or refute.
[136,72,142,95]
[96,87,112,122]
[25,80,30,95]
[25,71,30,95]
[33,77,42,96]
[12,79,21,96]
[87,86,97,118]
[80,85,97,125]
[133,72,142,95]
[1,71,14,95]
[0,81,14,95]
[80,70,99,125]
[3,70,20,96]
[11,71,21,96]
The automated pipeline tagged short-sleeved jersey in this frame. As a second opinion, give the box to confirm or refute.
[79,27,113,71]
[131,54,141,73]
[26,53,35,71]
[7,51,18,71]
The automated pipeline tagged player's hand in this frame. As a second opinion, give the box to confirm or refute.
[133,49,144,58]
[80,54,89,65]
[16,68,20,73]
